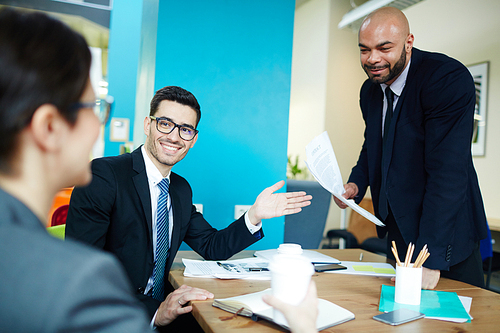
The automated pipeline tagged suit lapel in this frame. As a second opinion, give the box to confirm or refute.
[369,86,384,167]
[131,148,153,241]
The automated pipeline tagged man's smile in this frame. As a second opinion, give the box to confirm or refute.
[159,141,182,153]
[365,64,389,75]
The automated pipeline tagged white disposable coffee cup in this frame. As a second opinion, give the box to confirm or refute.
[277,243,304,255]
[394,264,422,305]
[269,254,314,327]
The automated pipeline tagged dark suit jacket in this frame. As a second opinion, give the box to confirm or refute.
[348,48,488,271]
[0,188,151,332]
[66,147,262,317]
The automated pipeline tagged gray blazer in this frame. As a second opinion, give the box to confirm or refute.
[0,188,152,332]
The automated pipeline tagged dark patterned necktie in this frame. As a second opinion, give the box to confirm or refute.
[379,87,394,220]
[383,87,394,145]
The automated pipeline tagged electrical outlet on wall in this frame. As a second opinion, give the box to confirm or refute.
[234,205,251,220]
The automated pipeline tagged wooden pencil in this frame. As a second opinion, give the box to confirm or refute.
[404,242,412,267]
[414,248,425,268]
[391,247,402,266]
[408,243,415,266]
[391,241,401,266]
[415,252,430,268]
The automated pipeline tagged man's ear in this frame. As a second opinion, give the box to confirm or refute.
[406,33,414,53]
[30,104,67,152]
[144,116,151,137]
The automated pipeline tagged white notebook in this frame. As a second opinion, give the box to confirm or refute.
[213,288,355,331]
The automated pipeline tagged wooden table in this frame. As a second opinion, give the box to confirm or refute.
[169,249,500,332]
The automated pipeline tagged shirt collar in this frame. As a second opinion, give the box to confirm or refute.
[381,58,411,97]
[141,145,170,186]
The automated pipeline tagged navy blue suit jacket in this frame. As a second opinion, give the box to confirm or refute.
[66,147,262,317]
[348,48,487,271]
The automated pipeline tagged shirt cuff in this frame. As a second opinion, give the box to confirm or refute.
[150,310,158,330]
[244,211,262,234]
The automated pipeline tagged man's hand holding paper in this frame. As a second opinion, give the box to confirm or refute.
[305,131,384,227]
[333,183,359,209]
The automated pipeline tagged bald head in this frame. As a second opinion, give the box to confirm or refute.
[361,7,410,37]
[358,7,414,85]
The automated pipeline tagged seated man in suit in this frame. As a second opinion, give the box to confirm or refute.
[334,7,487,289]
[0,8,207,331]
[66,85,312,326]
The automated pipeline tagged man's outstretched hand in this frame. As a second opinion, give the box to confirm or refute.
[247,180,312,225]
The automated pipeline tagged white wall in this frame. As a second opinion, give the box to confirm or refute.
[288,0,331,170]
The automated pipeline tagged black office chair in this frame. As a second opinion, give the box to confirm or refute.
[325,198,386,256]
[284,179,331,249]
[480,225,498,289]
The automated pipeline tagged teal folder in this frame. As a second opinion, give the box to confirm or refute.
[378,285,471,321]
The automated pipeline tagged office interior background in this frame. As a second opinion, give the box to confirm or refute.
[1,0,499,262]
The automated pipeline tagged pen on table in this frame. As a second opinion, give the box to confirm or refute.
[359,253,363,261]
[216,262,233,272]
[248,268,269,272]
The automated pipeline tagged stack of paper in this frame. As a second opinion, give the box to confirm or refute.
[183,257,271,280]
[305,131,384,227]
[253,249,339,264]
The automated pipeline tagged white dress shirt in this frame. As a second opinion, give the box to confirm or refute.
[139,146,261,296]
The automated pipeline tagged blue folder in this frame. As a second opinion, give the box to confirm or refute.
[378,285,471,321]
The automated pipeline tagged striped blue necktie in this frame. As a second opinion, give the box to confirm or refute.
[152,178,170,301]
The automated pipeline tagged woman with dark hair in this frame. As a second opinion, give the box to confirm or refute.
[0,8,211,331]
[0,8,90,169]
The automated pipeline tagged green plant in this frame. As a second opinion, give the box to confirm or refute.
[287,155,307,179]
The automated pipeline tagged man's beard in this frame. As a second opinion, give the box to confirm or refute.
[364,46,406,84]
[146,137,177,167]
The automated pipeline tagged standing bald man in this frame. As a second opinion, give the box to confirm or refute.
[334,7,488,289]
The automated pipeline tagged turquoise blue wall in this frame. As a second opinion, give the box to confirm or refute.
[107,0,295,250]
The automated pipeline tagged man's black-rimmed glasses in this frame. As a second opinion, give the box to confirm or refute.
[149,116,199,141]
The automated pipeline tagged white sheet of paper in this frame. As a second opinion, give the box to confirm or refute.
[182,257,271,280]
[253,249,339,264]
[305,131,384,227]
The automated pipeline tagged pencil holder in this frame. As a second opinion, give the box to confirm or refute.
[395,264,422,305]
